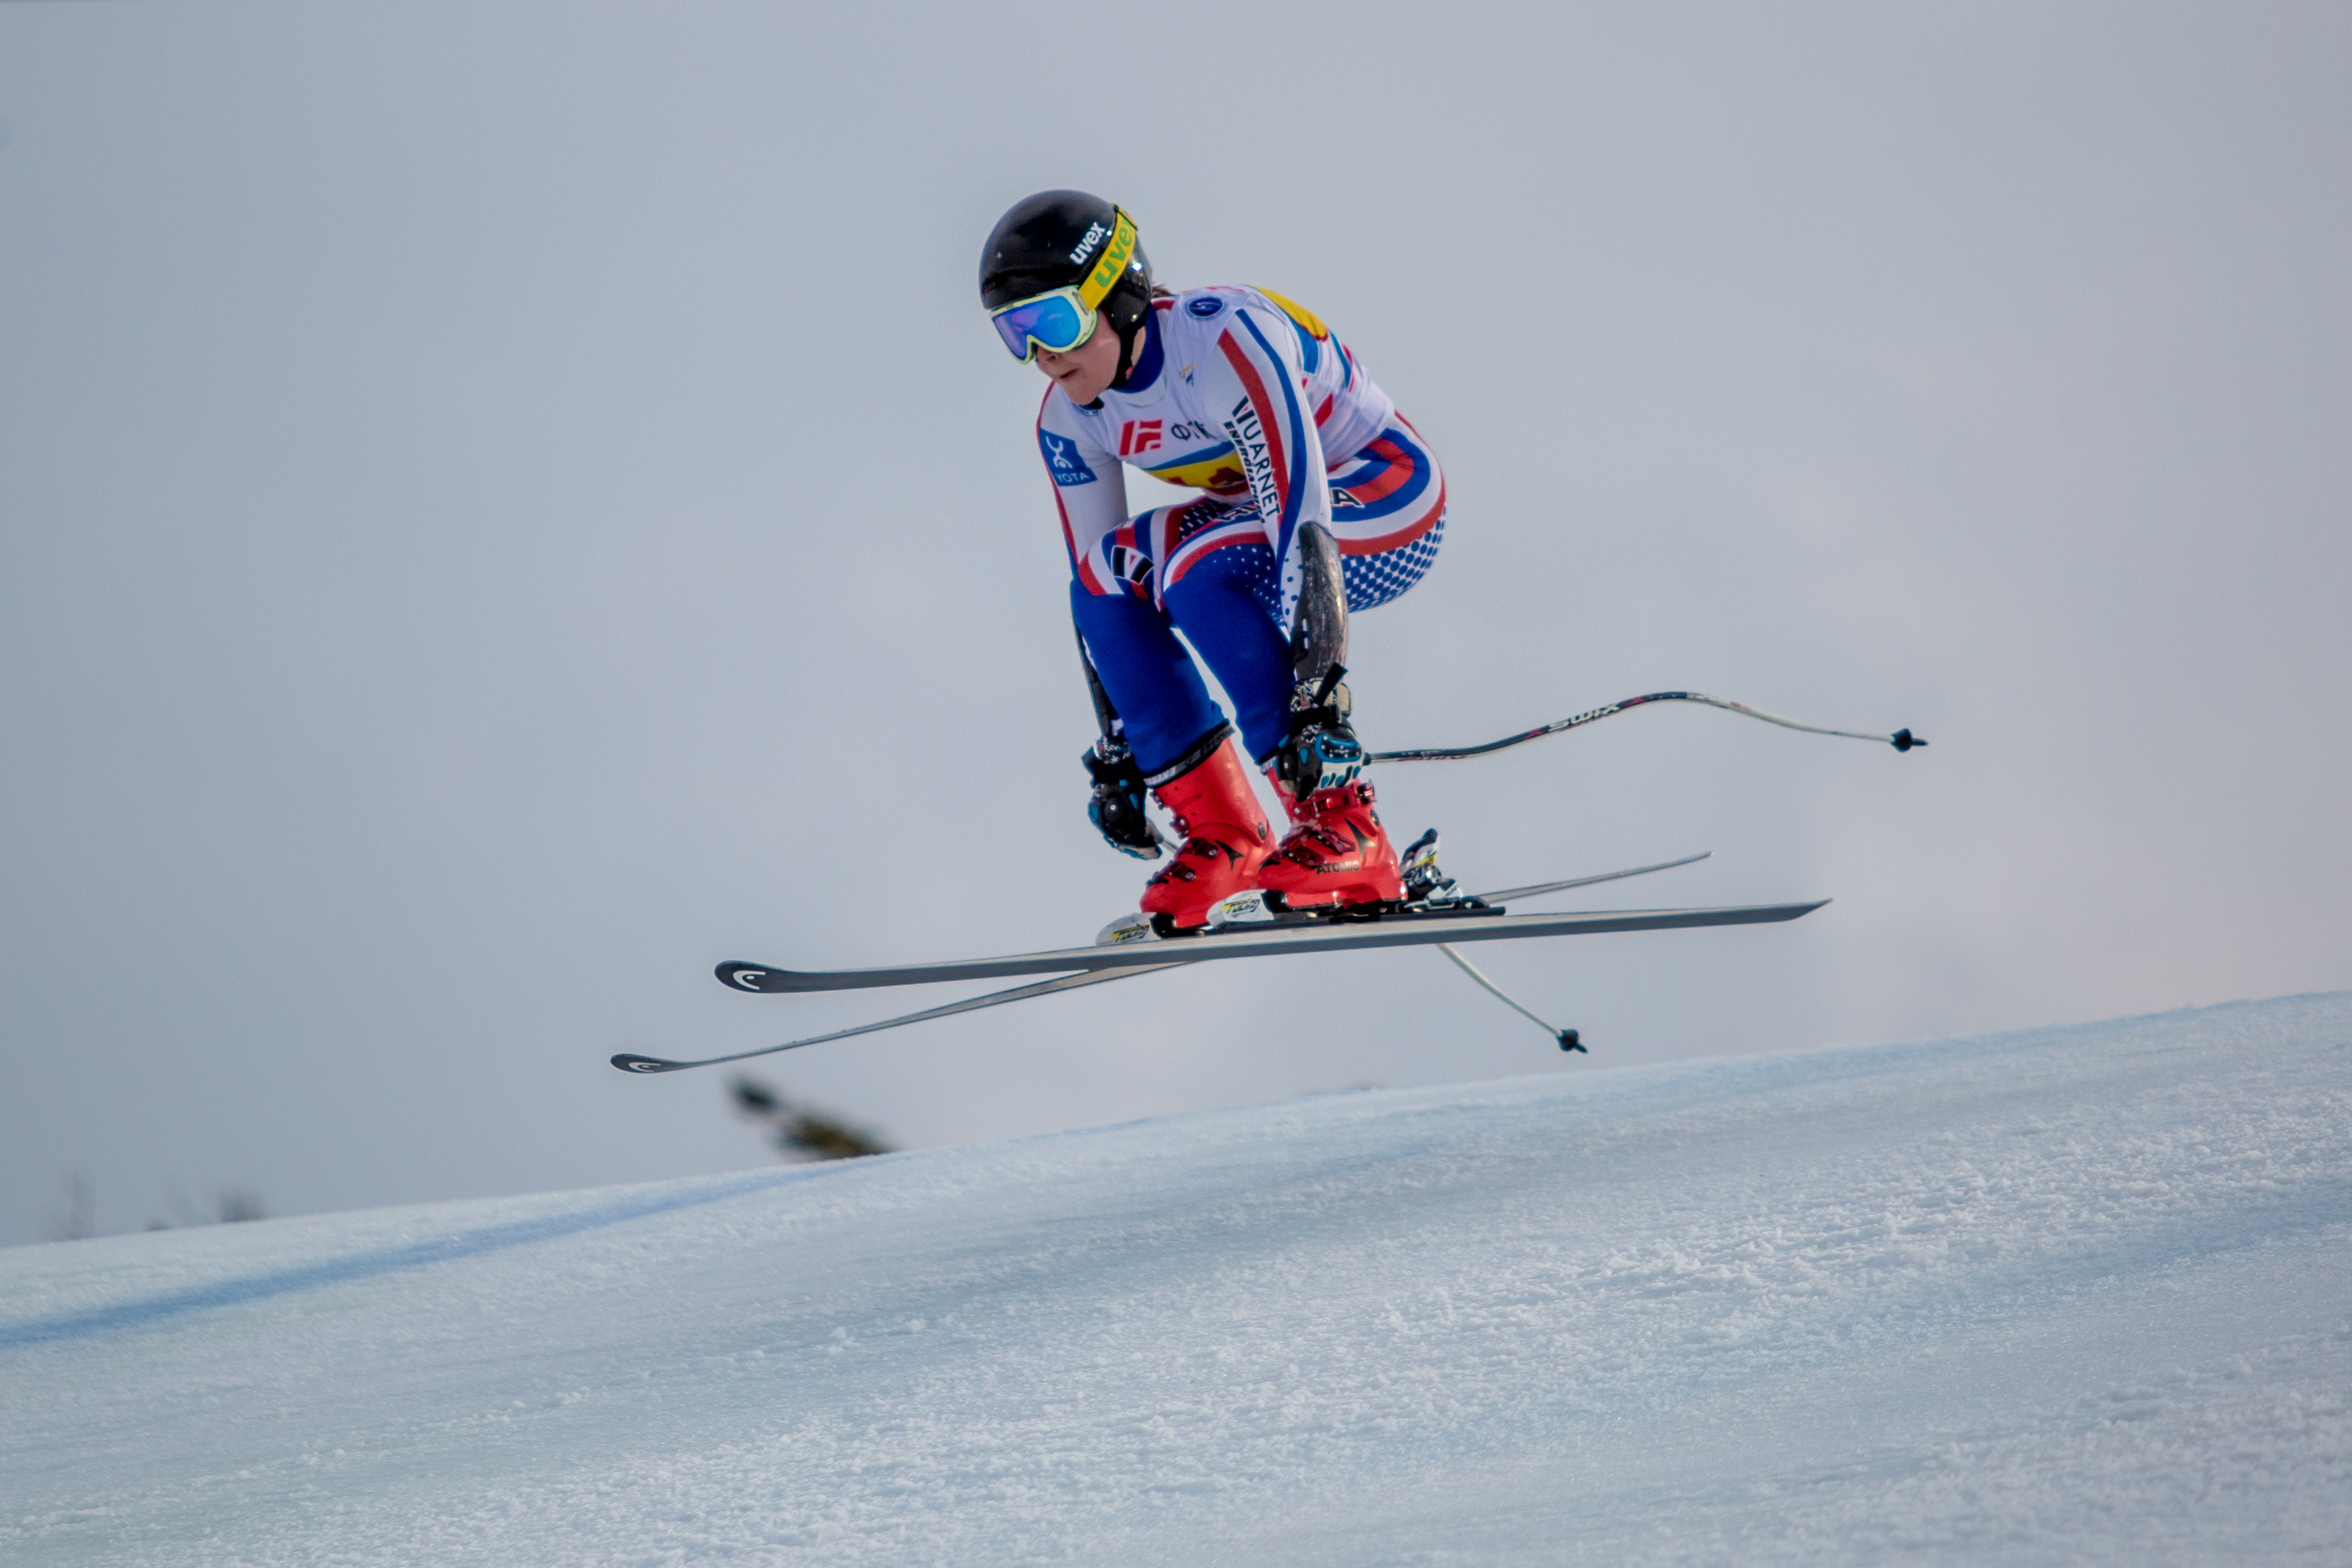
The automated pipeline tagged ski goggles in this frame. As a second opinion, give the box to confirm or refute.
[988,209,1139,363]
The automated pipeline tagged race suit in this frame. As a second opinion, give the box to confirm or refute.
[1042,286,1446,782]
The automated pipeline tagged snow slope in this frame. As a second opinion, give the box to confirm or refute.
[5,994,2349,1566]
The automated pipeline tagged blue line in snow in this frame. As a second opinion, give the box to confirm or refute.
[1,1165,829,1351]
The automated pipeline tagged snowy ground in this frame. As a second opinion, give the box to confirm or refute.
[5,994,2349,1566]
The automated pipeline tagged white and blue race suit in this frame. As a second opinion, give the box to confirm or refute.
[1041,286,1446,782]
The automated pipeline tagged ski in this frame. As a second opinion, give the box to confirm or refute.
[615,901,1820,1074]
[1473,849,1708,903]
[711,900,1824,996]
[610,849,1788,1076]
[611,963,1187,1075]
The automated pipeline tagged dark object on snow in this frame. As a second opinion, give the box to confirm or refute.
[731,1076,893,1161]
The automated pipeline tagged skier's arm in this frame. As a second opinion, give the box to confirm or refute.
[1038,392,1166,858]
[1207,303,1335,566]
[1036,391,1129,592]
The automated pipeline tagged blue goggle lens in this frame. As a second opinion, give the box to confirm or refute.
[991,291,1093,362]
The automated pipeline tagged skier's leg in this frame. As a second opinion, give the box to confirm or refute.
[1066,568,1223,785]
[1323,416,1447,608]
[1155,500,1295,766]
[1134,734,1270,929]
[1067,586,1227,777]
[1069,520,1268,929]
[1271,415,1449,776]
[1258,419,1450,906]
[1160,522,1396,906]
[1083,426,1446,915]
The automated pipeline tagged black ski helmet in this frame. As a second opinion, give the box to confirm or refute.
[979,190,1155,380]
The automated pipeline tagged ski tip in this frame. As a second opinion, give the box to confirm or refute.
[717,962,780,992]
[612,1053,687,1075]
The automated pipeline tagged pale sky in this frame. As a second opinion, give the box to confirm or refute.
[4,1,2347,1245]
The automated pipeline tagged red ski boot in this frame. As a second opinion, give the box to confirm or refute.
[1138,737,1272,930]
[1258,776,1405,910]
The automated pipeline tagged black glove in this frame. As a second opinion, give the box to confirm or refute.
[1082,740,1165,859]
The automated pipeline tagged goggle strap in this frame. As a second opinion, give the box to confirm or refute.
[1076,210,1138,312]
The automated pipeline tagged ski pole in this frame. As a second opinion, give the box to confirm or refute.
[1435,943,1585,1053]
[1369,692,1924,765]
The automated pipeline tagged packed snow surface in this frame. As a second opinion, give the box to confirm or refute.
[6,996,2350,1565]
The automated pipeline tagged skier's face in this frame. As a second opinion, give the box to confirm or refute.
[1036,313,1122,404]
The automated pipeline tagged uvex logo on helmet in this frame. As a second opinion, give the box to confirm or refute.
[1067,222,1110,266]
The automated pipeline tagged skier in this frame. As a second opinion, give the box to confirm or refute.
[980,190,1448,930]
